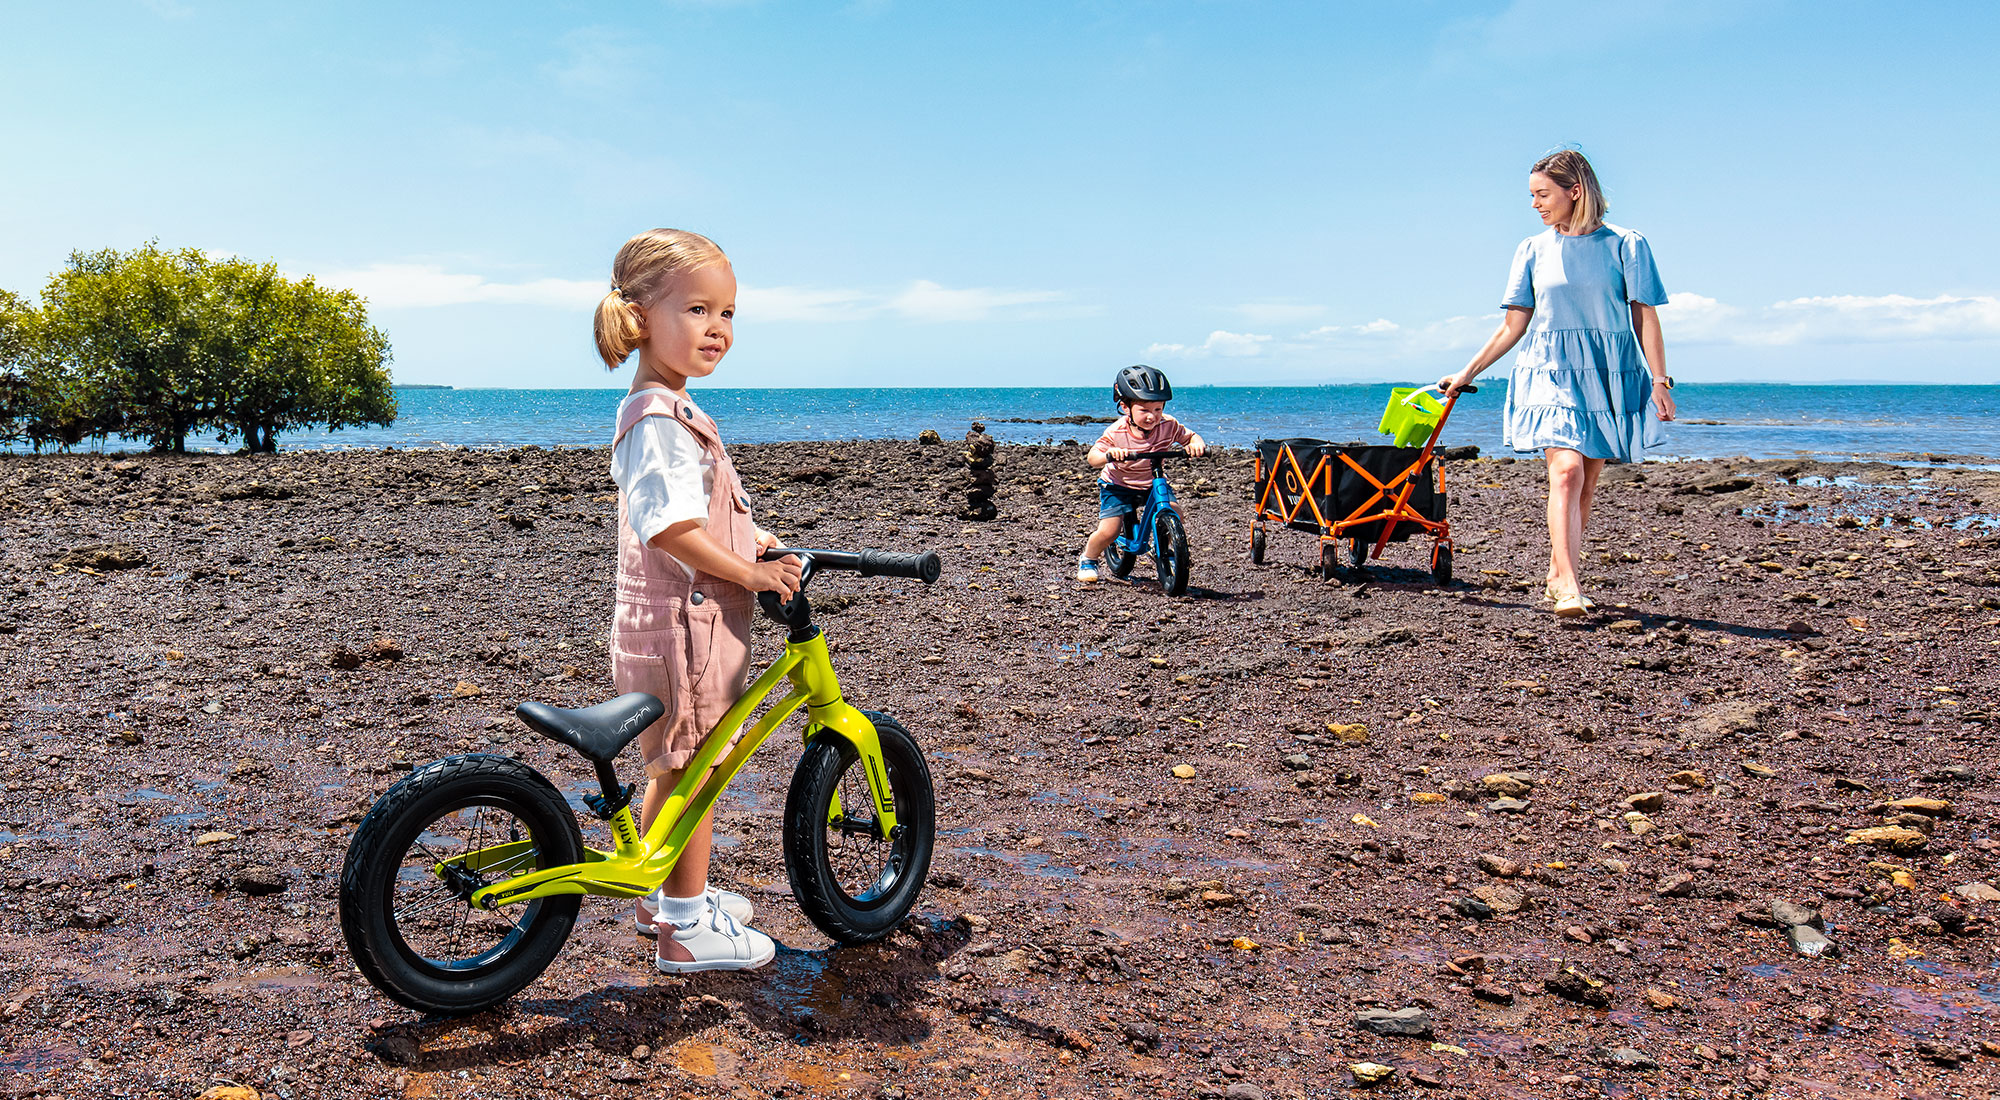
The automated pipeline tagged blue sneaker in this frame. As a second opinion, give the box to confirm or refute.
[1077,557,1102,583]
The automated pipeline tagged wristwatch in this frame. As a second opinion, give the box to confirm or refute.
[1652,376,1674,389]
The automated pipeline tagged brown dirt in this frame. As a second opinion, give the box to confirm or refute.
[3,441,2000,1099]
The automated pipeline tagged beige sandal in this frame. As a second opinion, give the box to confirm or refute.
[1545,585,1594,610]
[1553,594,1589,618]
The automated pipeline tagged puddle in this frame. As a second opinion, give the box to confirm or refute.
[1028,641,1102,664]
[0,1043,83,1077]
[1747,475,2000,530]
[155,812,209,831]
[953,845,1081,880]
[124,788,176,802]
[1746,963,1789,978]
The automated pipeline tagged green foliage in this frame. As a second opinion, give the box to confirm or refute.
[6,243,396,452]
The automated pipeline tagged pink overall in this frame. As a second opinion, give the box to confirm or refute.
[610,392,758,778]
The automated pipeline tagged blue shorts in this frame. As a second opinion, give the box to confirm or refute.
[1098,481,1150,520]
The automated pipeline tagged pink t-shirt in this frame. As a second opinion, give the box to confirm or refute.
[1096,413,1196,489]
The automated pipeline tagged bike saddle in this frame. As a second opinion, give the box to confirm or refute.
[515,693,663,765]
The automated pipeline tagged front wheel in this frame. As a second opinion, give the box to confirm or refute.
[339,754,584,1016]
[1249,525,1266,565]
[1155,508,1190,596]
[784,712,936,944]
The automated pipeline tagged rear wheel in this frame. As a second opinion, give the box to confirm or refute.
[1319,542,1339,580]
[339,754,583,1016]
[1155,508,1190,596]
[1249,525,1266,564]
[1432,543,1454,587]
[1107,516,1137,578]
[1348,538,1369,570]
[784,712,936,944]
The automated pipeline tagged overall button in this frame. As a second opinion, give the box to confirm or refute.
[680,407,693,419]
[690,591,706,605]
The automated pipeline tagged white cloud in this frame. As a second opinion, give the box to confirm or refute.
[310,266,1067,323]
[315,264,605,310]
[1661,291,2000,346]
[886,280,1064,323]
[1145,330,1273,359]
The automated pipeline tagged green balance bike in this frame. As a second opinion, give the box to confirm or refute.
[337,547,942,1015]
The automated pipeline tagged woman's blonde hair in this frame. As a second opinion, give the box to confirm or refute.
[1531,149,1606,234]
[593,228,729,370]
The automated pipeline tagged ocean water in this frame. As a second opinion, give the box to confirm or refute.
[13,384,2000,463]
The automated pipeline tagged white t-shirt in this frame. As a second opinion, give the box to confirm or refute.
[610,389,715,563]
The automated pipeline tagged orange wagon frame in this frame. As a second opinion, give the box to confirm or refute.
[1250,386,1474,582]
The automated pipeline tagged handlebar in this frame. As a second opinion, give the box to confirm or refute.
[754,545,943,632]
[1122,449,1196,462]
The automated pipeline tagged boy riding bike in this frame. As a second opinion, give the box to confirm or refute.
[1079,365,1206,583]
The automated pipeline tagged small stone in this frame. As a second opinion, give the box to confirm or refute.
[1770,899,1824,930]
[1623,812,1655,836]
[1623,791,1667,812]
[1473,884,1526,913]
[1199,890,1241,908]
[1844,825,1928,853]
[197,1088,262,1100]
[1642,988,1678,1011]
[1476,854,1522,878]
[1656,873,1696,898]
[1882,796,1952,818]
[1788,924,1838,958]
[1452,896,1494,920]
[1354,1007,1434,1038]
[1471,981,1514,1005]
[1171,764,1197,779]
[1480,773,1531,797]
[194,831,236,846]
[1546,966,1611,1007]
[1327,722,1370,743]
[1224,1085,1266,1100]
[917,429,942,445]
[1282,753,1312,771]
[1487,797,1530,814]
[1667,769,1709,789]
[1740,761,1777,778]
[365,636,405,661]
[1607,619,1644,633]
[1349,1063,1397,1087]
[1951,882,2000,904]
[1597,1046,1658,1069]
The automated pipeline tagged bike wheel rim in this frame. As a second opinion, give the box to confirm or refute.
[822,750,913,909]
[384,796,548,976]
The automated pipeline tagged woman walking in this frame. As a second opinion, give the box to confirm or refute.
[1440,149,1675,617]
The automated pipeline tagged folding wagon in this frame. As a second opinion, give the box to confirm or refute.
[1249,384,1475,584]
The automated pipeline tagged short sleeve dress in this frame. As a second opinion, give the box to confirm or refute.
[1500,223,1668,461]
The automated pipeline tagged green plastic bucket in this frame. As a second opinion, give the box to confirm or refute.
[1378,387,1445,447]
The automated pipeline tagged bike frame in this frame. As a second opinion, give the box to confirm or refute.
[1114,464,1179,562]
[459,628,896,911]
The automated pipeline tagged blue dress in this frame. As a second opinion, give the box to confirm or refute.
[1500,224,1668,461]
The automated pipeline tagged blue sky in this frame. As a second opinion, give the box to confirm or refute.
[4,1,1997,387]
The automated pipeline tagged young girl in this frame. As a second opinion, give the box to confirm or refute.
[1439,149,1676,618]
[594,228,802,972]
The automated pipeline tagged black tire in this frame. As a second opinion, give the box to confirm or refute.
[783,711,935,944]
[1348,538,1369,569]
[1319,542,1339,580]
[339,754,583,1016]
[1107,517,1137,578]
[1249,525,1266,565]
[1155,508,1190,597]
[1432,543,1454,587]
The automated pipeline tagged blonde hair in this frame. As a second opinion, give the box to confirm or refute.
[593,228,729,370]
[1532,149,1606,234]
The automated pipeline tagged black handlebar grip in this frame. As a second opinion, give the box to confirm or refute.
[1459,384,1479,394]
[857,549,942,583]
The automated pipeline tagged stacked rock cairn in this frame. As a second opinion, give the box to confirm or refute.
[962,422,998,520]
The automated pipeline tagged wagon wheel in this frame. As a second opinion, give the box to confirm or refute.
[1319,542,1339,580]
[1431,543,1454,587]
[1347,538,1369,570]
[1250,526,1266,564]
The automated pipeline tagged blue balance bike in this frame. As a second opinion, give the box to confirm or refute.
[1107,448,1195,596]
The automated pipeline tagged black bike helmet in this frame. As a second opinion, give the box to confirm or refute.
[1113,364,1173,405]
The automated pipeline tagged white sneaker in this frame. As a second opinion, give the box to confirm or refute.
[654,905,776,974]
[635,887,754,936]
[1077,557,1102,583]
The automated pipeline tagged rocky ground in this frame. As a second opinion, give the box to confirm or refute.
[3,438,1999,1100]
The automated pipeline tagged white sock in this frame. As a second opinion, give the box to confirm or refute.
[655,892,706,929]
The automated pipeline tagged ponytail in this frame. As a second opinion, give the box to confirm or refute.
[594,290,646,370]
